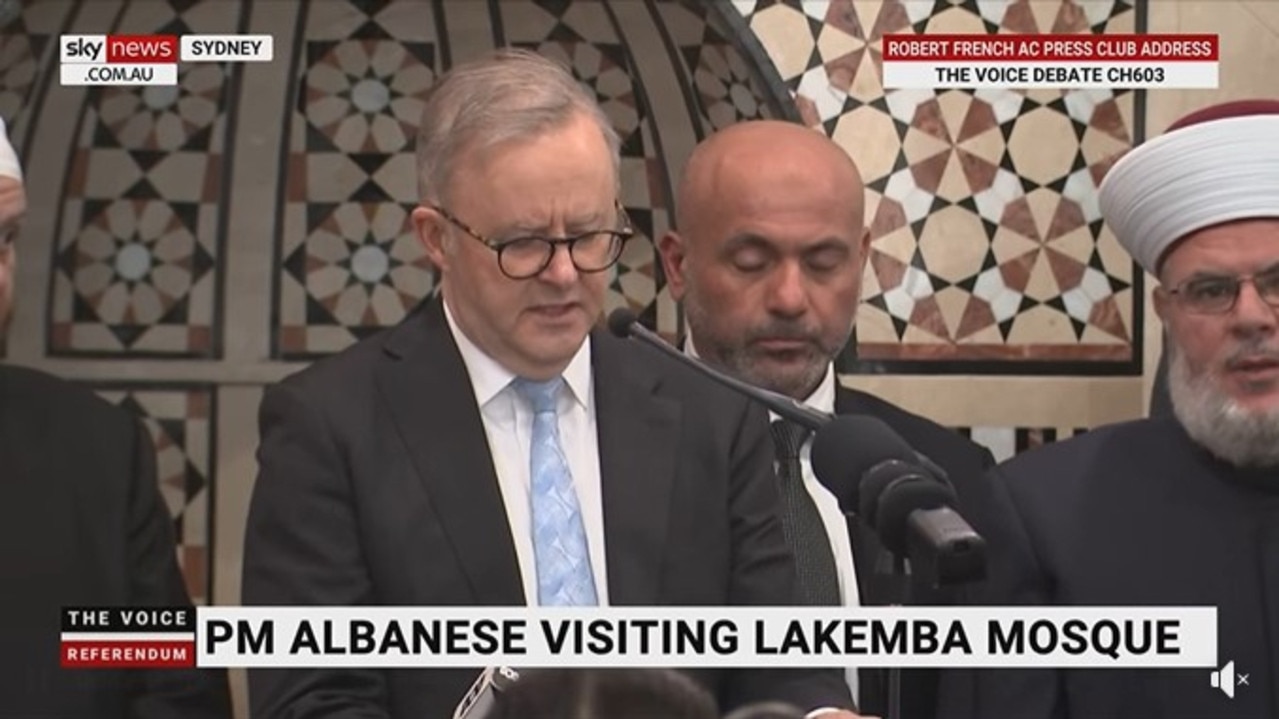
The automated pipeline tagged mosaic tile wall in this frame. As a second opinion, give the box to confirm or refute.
[51,0,238,358]
[736,0,1145,375]
[0,0,1161,611]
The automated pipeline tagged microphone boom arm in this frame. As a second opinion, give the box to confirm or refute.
[607,309,833,431]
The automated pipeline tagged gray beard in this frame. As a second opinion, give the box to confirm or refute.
[1168,348,1279,469]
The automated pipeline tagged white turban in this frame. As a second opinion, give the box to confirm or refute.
[0,117,20,181]
[1098,113,1279,277]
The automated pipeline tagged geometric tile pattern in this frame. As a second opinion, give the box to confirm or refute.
[667,2,793,135]
[51,198,219,355]
[735,0,1145,374]
[274,1,438,358]
[0,0,64,142]
[954,423,1088,464]
[500,0,668,334]
[92,384,216,606]
[48,0,242,357]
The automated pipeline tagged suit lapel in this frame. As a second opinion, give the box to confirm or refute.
[592,331,681,605]
[833,384,859,417]
[374,299,524,605]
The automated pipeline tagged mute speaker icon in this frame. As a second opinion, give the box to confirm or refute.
[1210,661,1235,699]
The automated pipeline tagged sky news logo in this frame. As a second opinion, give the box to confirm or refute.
[59,34,273,86]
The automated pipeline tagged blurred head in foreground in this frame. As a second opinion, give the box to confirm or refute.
[722,700,807,719]
[491,668,718,719]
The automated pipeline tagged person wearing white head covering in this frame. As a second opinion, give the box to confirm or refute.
[1101,100,1279,467]
[0,116,25,338]
[0,115,232,715]
[938,101,1279,719]
[0,117,21,179]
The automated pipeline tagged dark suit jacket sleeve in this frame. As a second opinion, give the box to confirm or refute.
[936,465,1063,719]
[720,401,854,713]
[122,413,233,719]
[243,381,390,719]
[979,446,996,469]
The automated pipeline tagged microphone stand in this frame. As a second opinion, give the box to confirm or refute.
[875,552,910,719]
[858,517,909,719]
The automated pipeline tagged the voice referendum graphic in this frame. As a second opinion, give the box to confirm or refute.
[61,607,196,668]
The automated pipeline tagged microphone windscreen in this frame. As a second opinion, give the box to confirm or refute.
[810,415,920,509]
[606,307,638,338]
[874,475,954,554]
[858,460,915,522]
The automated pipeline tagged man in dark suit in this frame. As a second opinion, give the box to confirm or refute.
[0,119,230,718]
[0,366,234,718]
[243,50,854,718]
[657,120,996,719]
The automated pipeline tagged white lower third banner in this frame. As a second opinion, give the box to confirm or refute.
[883,61,1219,89]
[196,606,1217,669]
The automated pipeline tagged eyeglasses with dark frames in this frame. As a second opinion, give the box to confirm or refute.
[431,200,634,280]
[1166,265,1279,314]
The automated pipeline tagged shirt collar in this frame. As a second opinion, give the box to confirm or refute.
[444,296,592,410]
[684,332,835,415]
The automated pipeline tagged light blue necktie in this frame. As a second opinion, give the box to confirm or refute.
[512,376,598,606]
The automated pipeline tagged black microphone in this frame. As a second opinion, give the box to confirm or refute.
[453,666,521,719]
[811,415,986,587]
[606,308,833,431]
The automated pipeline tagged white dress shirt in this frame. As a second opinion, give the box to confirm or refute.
[686,336,860,704]
[444,299,609,606]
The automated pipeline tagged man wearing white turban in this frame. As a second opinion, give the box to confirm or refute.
[937,100,1279,718]
[0,116,231,717]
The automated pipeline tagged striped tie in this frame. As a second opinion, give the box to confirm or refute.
[771,419,841,605]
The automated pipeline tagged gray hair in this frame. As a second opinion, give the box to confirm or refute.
[415,48,621,204]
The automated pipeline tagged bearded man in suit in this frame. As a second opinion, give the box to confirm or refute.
[0,116,230,718]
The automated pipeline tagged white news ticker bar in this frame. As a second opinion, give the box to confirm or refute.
[180,35,273,62]
[60,63,178,86]
[883,62,1219,89]
[196,606,1218,669]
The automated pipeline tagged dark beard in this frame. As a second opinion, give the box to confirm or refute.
[682,294,846,400]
